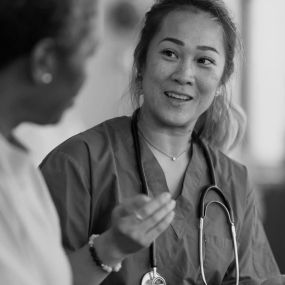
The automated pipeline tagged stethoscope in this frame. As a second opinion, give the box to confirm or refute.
[131,108,239,285]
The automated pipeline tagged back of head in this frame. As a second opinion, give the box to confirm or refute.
[0,0,96,71]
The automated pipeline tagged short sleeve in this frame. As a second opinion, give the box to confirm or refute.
[40,141,91,253]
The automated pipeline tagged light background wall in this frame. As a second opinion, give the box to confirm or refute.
[246,0,285,184]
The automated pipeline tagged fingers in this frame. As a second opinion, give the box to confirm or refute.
[110,192,176,255]
[116,192,173,222]
[134,211,144,221]
[125,194,152,209]
[144,198,176,233]
[135,192,174,221]
[145,210,175,241]
[115,194,151,218]
[138,193,176,238]
[129,192,176,243]
[135,193,176,247]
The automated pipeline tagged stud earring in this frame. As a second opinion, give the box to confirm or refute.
[41,73,53,84]
[215,89,222,97]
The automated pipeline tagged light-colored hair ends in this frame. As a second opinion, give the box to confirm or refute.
[194,84,246,152]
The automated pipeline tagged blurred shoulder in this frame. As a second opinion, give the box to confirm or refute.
[207,144,248,181]
[40,115,132,163]
[205,143,251,215]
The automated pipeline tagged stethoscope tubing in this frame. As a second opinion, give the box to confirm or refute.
[194,132,239,284]
[131,109,157,269]
[199,199,239,285]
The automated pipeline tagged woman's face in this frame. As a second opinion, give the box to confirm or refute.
[141,8,226,131]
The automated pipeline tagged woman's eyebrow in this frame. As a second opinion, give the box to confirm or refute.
[197,45,220,54]
[159,37,220,55]
[159,37,184,46]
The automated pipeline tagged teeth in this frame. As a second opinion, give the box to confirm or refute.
[165,92,192,101]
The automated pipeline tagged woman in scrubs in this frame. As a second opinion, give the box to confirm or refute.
[40,0,281,284]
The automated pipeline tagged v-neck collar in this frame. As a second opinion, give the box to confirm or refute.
[139,134,210,239]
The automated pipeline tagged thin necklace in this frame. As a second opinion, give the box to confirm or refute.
[138,129,189,161]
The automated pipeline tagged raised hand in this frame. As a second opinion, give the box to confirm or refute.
[107,192,176,258]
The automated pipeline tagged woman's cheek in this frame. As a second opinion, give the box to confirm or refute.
[198,71,221,96]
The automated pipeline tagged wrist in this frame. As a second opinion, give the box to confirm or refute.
[89,234,122,273]
[90,231,125,270]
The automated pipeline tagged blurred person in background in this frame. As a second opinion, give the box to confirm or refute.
[39,0,283,284]
[0,0,99,284]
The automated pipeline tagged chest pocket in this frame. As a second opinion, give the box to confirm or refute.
[197,185,238,280]
[201,202,236,284]
[202,234,235,283]
[201,209,237,284]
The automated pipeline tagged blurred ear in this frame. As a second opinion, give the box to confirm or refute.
[30,38,58,85]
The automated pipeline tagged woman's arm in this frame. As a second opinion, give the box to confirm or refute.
[40,144,175,285]
[66,193,175,285]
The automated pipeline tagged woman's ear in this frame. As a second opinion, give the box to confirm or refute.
[30,38,58,85]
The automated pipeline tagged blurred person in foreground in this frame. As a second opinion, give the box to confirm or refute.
[0,0,99,284]
[40,0,283,284]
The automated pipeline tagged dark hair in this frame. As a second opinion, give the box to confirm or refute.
[0,0,95,70]
[130,0,245,150]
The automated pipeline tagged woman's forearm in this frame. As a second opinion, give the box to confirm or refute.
[69,244,108,285]
[68,232,125,285]
[67,193,175,285]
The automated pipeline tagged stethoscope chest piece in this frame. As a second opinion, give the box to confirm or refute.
[141,269,166,285]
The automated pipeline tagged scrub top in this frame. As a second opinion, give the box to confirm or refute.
[40,116,280,285]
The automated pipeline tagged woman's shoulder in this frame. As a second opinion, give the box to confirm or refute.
[207,144,248,180]
[69,115,131,142]
[205,143,251,198]
[205,143,252,217]
[41,115,132,163]
[82,115,132,140]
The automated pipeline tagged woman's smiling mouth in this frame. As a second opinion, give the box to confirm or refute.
[164,91,193,101]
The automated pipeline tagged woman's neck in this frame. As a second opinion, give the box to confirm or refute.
[138,111,193,157]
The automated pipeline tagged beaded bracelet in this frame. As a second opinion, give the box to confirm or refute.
[88,234,122,273]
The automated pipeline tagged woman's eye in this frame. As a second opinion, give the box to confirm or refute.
[197,57,215,66]
[161,49,177,59]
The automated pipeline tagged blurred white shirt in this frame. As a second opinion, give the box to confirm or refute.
[0,134,72,285]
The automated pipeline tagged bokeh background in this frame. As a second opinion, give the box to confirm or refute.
[15,0,285,272]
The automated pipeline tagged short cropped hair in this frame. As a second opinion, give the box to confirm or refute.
[0,0,95,70]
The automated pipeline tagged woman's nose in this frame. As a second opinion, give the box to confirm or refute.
[171,60,195,85]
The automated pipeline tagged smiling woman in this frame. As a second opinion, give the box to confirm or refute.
[131,0,243,152]
[39,0,282,284]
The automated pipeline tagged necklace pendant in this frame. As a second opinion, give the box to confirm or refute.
[171,157,176,161]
